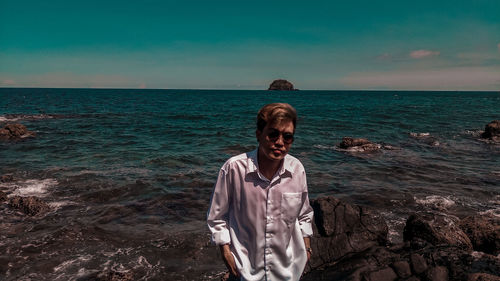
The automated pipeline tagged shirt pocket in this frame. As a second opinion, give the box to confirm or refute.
[281,192,303,226]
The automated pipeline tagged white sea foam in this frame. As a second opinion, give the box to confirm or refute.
[409,132,430,138]
[10,179,58,197]
[53,255,93,273]
[414,195,455,210]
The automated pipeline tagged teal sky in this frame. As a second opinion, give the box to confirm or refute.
[1,0,499,90]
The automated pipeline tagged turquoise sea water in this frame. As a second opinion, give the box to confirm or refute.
[0,88,499,279]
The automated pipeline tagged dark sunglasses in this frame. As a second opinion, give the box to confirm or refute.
[267,129,294,144]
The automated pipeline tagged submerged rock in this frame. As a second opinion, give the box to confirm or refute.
[481,120,500,142]
[95,270,134,281]
[338,137,383,152]
[268,79,295,91]
[1,174,14,183]
[0,123,35,140]
[8,196,50,215]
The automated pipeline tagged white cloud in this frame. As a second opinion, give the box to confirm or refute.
[410,49,440,59]
[0,79,16,86]
[340,67,500,90]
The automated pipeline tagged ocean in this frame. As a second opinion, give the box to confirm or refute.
[1,88,499,280]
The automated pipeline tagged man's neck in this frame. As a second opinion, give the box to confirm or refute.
[257,149,283,181]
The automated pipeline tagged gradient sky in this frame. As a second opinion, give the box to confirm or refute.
[1,0,499,90]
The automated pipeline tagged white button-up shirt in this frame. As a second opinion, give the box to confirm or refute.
[207,149,314,281]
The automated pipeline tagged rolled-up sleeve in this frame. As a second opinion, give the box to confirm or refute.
[298,171,314,237]
[207,166,232,245]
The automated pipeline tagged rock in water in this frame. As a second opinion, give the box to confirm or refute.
[0,123,36,140]
[338,137,382,152]
[481,120,500,141]
[8,196,50,215]
[268,79,295,91]
[403,213,473,251]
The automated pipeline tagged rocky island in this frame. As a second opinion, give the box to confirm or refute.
[268,79,296,91]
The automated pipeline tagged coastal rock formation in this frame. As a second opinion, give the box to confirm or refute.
[0,123,35,140]
[459,214,500,256]
[403,213,473,250]
[8,196,50,216]
[338,137,382,152]
[481,120,500,141]
[268,79,295,91]
[302,204,500,281]
[306,196,388,271]
[1,174,14,182]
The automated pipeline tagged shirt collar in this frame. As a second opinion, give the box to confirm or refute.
[247,148,293,178]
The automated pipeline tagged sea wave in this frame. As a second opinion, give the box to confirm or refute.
[6,178,59,197]
[414,195,456,211]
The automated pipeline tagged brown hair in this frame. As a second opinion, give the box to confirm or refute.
[256,103,297,132]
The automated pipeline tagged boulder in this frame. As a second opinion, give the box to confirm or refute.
[95,270,134,281]
[268,79,295,91]
[0,123,35,140]
[0,191,7,202]
[481,120,500,139]
[459,214,500,255]
[306,196,388,271]
[338,137,382,152]
[8,196,50,215]
[1,174,14,182]
[403,213,473,251]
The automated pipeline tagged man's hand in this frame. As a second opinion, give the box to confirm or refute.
[303,237,312,262]
[220,244,239,278]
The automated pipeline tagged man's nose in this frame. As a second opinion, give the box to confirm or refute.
[275,135,285,146]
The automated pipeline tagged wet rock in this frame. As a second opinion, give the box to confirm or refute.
[392,260,412,278]
[268,79,295,91]
[0,123,35,140]
[481,120,500,140]
[307,196,388,271]
[468,273,500,281]
[403,213,473,251]
[1,174,14,182]
[338,137,382,152]
[95,270,134,281]
[425,266,448,281]
[459,214,500,255]
[8,196,50,215]
[366,267,398,281]
[410,253,428,274]
[0,191,7,202]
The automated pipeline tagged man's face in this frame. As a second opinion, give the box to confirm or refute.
[256,120,294,163]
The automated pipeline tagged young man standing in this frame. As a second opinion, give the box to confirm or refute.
[207,103,314,281]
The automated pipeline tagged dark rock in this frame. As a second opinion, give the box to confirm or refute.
[95,270,134,281]
[410,253,428,274]
[307,196,388,270]
[426,266,448,281]
[392,261,412,278]
[268,79,295,91]
[366,267,398,281]
[481,120,500,139]
[8,196,50,215]
[0,191,7,202]
[403,213,473,251]
[1,174,14,182]
[338,137,382,152]
[459,214,500,255]
[0,123,35,140]
[468,273,500,281]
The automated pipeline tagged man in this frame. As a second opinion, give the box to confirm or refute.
[207,103,314,281]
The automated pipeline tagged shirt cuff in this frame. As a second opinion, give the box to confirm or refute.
[212,229,231,245]
[300,222,313,237]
